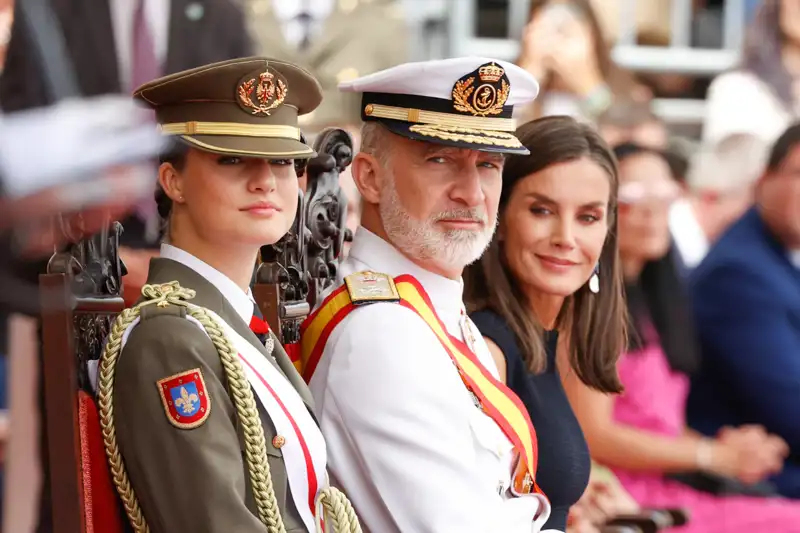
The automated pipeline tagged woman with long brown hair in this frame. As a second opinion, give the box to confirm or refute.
[464,115,628,531]
[563,142,800,532]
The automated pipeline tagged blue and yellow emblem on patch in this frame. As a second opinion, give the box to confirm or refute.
[157,368,211,429]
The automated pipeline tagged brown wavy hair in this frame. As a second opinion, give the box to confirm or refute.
[464,116,626,393]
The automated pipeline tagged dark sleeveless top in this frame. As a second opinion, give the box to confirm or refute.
[470,309,591,532]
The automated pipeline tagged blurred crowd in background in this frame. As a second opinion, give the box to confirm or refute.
[0,0,799,532]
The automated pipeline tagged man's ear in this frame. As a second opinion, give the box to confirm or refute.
[158,161,186,205]
[351,152,384,204]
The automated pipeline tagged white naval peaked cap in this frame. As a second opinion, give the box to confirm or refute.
[338,57,540,155]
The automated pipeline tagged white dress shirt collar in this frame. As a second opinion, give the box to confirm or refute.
[669,198,708,269]
[789,249,800,269]
[159,244,256,324]
[348,227,465,314]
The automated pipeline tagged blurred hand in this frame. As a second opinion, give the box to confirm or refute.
[0,164,154,258]
[566,505,602,533]
[568,477,641,531]
[710,426,787,484]
[544,14,604,96]
[518,17,557,82]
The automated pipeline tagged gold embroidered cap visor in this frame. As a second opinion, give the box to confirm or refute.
[361,92,528,155]
[133,57,323,159]
[341,58,540,156]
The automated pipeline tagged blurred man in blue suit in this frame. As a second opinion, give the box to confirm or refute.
[688,123,800,498]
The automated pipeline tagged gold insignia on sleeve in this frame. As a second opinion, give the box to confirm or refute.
[344,271,400,305]
[236,65,288,116]
[451,62,510,117]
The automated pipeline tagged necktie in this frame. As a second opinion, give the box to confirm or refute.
[250,304,271,346]
[130,0,160,92]
[130,0,161,240]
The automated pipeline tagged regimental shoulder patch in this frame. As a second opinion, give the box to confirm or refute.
[344,271,400,306]
[157,368,211,429]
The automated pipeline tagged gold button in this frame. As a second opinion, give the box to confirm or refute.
[272,435,286,449]
[364,104,374,116]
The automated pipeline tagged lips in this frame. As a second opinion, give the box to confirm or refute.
[536,254,579,272]
[241,201,281,214]
[437,218,485,228]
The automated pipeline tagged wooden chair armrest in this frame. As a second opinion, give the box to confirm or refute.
[605,508,690,532]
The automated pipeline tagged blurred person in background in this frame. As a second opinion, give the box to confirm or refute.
[0,2,252,528]
[703,0,800,160]
[670,135,759,272]
[0,0,254,306]
[688,123,800,499]
[246,0,409,136]
[465,116,627,532]
[596,97,669,150]
[515,0,650,124]
[565,142,800,531]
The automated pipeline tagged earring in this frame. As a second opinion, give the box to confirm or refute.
[589,263,600,294]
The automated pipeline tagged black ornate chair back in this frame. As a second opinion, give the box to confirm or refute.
[39,220,127,533]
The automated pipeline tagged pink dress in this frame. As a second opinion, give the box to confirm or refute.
[612,343,800,532]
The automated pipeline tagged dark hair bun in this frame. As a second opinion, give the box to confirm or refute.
[155,186,172,220]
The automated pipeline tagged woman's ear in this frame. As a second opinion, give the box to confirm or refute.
[350,153,383,204]
[158,161,186,205]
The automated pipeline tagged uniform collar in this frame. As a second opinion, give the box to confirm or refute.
[348,227,466,314]
[159,243,255,324]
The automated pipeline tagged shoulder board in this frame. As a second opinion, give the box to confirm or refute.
[136,281,194,320]
[343,270,400,306]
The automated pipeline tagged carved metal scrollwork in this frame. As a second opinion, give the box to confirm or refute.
[46,212,127,390]
[304,128,354,308]
[47,215,126,298]
[257,127,355,343]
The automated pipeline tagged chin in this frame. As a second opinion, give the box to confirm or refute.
[249,216,292,246]
[530,272,587,298]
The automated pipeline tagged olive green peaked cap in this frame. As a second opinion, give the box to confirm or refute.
[133,57,323,158]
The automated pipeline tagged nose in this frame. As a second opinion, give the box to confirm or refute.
[250,161,277,193]
[551,217,576,249]
[449,166,485,208]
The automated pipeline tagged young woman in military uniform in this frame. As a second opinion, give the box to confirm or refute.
[96,57,360,533]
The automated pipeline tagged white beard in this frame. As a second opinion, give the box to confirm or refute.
[379,171,497,271]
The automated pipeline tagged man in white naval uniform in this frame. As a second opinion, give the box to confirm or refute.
[299,57,558,532]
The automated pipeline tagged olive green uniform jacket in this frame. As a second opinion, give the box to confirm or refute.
[114,257,313,532]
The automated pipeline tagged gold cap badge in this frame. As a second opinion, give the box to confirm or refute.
[236,64,289,116]
[451,62,510,117]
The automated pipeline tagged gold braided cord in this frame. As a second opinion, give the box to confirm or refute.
[97,281,362,533]
[407,124,523,148]
[316,487,362,533]
[97,281,286,533]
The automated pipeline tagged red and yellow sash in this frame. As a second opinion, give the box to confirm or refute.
[300,273,543,494]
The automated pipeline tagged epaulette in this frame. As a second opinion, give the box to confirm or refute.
[137,281,193,320]
[343,270,400,306]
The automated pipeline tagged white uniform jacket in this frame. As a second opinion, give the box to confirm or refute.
[307,227,553,532]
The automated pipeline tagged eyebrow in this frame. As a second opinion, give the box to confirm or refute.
[525,192,606,209]
[422,145,506,162]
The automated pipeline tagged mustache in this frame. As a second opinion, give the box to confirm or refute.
[433,208,488,224]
